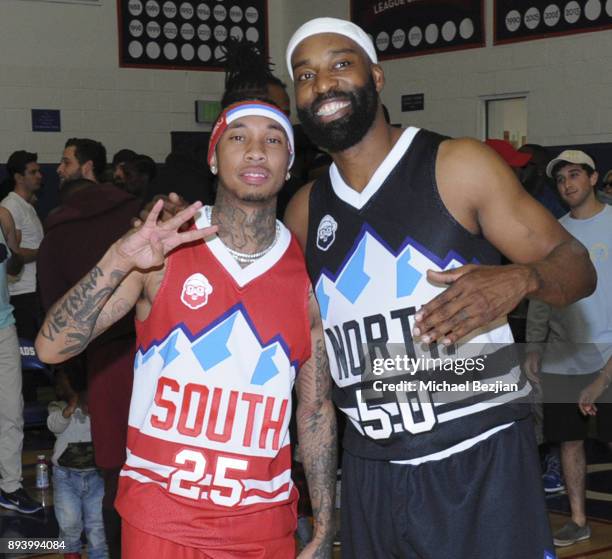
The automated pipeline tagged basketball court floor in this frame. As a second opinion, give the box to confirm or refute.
[2,434,611,559]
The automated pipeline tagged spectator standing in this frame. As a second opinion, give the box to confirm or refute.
[0,206,41,514]
[527,150,612,547]
[1,150,44,340]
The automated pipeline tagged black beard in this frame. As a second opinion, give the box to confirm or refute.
[297,76,378,153]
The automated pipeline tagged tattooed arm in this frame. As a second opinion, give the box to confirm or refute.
[296,287,337,559]
[35,200,214,364]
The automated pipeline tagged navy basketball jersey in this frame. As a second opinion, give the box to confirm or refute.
[306,128,531,462]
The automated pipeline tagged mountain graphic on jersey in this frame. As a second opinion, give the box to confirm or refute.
[314,224,528,447]
[125,304,295,510]
[315,224,469,386]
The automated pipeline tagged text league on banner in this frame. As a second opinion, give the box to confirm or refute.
[495,0,612,44]
[351,0,484,60]
[118,0,268,71]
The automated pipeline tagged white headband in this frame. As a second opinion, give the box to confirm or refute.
[208,101,295,169]
[286,17,378,79]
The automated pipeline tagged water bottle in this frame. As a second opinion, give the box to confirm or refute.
[35,455,49,489]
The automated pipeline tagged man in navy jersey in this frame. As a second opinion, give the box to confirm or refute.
[36,102,336,559]
[283,17,596,559]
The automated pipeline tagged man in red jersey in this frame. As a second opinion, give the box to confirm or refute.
[35,101,336,559]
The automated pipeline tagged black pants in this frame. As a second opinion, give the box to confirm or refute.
[341,418,554,559]
[10,291,42,341]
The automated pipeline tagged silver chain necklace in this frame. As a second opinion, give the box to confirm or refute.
[205,206,281,263]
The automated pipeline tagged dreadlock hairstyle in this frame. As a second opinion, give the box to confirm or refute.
[220,38,287,108]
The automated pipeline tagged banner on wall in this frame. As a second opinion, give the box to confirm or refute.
[117,0,268,71]
[350,0,484,60]
[495,0,612,44]
[18,0,100,4]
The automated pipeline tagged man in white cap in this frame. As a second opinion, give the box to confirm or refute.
[36,101,336,559]
[526,150,612,548]
[284,17,596,558]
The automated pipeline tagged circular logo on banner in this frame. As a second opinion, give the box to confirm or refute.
[376,31,390,51]
[408,26,422,46]
[128,0,143,16]
[213,4,227,21]
[245,7,259,23]
[229,5,243,22]
[162,1,177,18]
[129,20,144,37]
[214,25,228,42]
[607,0,612,16]
[181,23,195,40]
[197,3,211,20]
[198,24,211,41]
[246,26,259,42]
[442,21,457,41]
[460,17,475,38]
[146,41,161,59]
[164,43,178,60]
[425,23,439,44]
[147,21,161,39]
[179,2,194,19]
[164,21,178,39]
[181,44,195,61]
[214,46,225,60]
[505,10,521,31]
[544,4,561,26]
[524,7,541,29]
[564,1,581,23]
[230,26,244,40]
[198,44,212,61]
[585,0,602,20]
[128,41,144,58]
[145,0,160,17]
[392,29,406,49]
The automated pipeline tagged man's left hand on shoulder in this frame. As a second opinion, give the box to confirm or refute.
[413,263,537,345]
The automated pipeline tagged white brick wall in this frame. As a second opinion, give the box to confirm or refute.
[1,0,611,165]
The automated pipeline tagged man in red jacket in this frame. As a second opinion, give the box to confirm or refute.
[38,139,141,557]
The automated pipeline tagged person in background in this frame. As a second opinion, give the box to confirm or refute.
[0,206,41,514]
[120,155,157,200]
[1,150,44,341]
[519,144,567,218]
[526,150,612,548]
[48,369,108,559]
[38,141,141,557]
[111,149,137,189]
[599,169,612,205]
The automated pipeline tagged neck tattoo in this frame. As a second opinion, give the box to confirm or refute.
[206,205,280,264]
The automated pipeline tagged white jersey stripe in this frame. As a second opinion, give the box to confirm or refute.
[241,483,294,506]
[390,422,514,466]
[241,469,292,493]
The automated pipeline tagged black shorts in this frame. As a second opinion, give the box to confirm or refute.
[340,418,554,559]
[542,373,612,442]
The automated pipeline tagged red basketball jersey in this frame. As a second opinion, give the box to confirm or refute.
[115,209,311,549]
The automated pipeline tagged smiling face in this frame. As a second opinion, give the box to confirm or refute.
[291,33,383,153]
[554,163,598,209]
[211,115,291,203]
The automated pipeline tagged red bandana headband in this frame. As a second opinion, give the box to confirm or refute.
[207,101,295,169]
